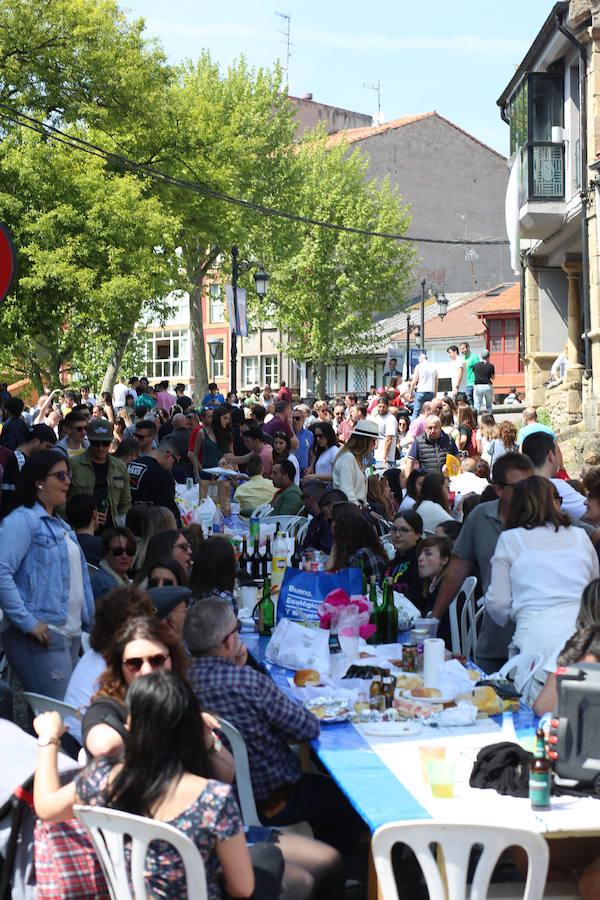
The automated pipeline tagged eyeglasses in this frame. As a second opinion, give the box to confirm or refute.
[222,622,242,643]
[391,526,413,535]
[173,541,190,553]
[45,471,72,482]
[134,431,152,438]
[70,425,87,432]
[148,577,177,588]
[92,441,111,447]
[110,546,136,557]
[122,653,170,672]
[273,431,288,439]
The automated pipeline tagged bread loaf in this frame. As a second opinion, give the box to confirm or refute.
[294,669,321,687]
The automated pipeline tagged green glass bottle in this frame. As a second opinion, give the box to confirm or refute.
[357,551,367,594]
[529,727,551,810]
[257,575,274,636]
[378,577,398,645]
[367,575,379,644]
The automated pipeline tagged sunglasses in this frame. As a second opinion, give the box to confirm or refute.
[70,425,87,432]
[92,441,111,447]
[110,546,136,557]
[122,653,170,672]
[45,471,72,482]
[222,622,242,643]
[148,577,177,588]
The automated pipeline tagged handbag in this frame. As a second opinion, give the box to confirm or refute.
[277,567,363,625]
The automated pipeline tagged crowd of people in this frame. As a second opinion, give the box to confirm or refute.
[1,363,600,898]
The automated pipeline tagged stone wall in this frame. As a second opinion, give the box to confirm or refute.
[545,373,583,428]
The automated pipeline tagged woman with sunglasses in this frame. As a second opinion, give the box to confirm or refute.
[304,422,339,485]
[135,528,193,586]
[0,449,94,699]
[90,526,136,601]
[272,430,300,485]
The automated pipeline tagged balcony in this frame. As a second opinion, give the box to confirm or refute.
[519,142,566,239]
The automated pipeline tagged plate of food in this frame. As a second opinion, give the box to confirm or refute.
[360,720,422,737]
[304,696,352,723]
[403,688,456,704]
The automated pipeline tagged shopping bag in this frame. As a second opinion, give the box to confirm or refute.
[277,567,363,625]
[198,479,231,516]
[265,618,332,673]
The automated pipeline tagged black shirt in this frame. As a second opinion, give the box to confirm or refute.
[127,454,180,524]
[473,361,495,386]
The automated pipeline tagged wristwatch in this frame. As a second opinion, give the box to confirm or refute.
[38,735,60,748]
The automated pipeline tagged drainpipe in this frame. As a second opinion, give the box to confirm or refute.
[555,12,592,379]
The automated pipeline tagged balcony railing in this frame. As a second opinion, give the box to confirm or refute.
[519,142,565,204]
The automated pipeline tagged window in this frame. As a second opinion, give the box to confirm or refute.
[243,356,259,386]
[487,317,521,376]
[262,355,278,385]
[509,73,564,202]
[209,283,225,323]
[209,340,224,379]
[146,329,189,379]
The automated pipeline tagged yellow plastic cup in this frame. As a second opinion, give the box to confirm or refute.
[419,745,446,782]
[427,760,456,799]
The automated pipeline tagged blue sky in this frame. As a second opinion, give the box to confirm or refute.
[123,0,554,155]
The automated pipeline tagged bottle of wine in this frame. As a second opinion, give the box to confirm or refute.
[239,536,251,576]
[251,537,261,579]
[377,577,398,644]
[367,575,379,644]
[291,536,302,569]
[257,575,274,636]
[264,535,272,577]
[356,551,367,594]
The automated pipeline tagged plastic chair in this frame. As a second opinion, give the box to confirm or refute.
[216,716,261,825]
[295,520,310,544]
[261,515,304,535]
[372,820,550,900]
[491,652,544,700]
[74,805,208,900]
[251,503,272,519]
[448,576,478,656]
[23,691,81,721]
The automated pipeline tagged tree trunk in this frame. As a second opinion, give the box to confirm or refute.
[101,329,133,396]
[314,360,327,399]
[189,280,209,401]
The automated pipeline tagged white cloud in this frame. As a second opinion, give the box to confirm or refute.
[146,19,526,55]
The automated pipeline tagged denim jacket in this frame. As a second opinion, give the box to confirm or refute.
[0,503,94,634]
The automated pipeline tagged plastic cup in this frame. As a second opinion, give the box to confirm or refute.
[419,745,446,782]
[427,760,456,799]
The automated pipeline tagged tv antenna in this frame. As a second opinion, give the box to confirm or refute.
[363,80,383,124]
[276,12,293,89]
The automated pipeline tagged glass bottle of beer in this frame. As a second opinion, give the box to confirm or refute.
[529,727,551,810]
[251,537,261,578]
[369,674,384,712]
[257,574,274,636]
[382,676,395,709]
[378,577,398,645]
[367,575,379,644]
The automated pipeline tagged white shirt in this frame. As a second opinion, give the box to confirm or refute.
[450,471,489,496]
[453,356,467,392]
[371,411,398,463]
[415,499,453,535]
[413,361,438,394]
[333,451,367,505]
[552,477,587,521]
[315,445,340,476]
[113,382,128,408]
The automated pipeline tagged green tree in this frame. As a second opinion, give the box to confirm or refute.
[263,132,416,394]
[0,128,182,391]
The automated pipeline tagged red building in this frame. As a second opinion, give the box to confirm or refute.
[477,283,524,395]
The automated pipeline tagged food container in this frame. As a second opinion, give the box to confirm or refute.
[402,643,418,673]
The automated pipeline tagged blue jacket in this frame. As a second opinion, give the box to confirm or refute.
[0,504,94,634]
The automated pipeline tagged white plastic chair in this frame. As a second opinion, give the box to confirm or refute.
[216,716,261,826]
[295,519,310,544]
[261,515,304,535]
[23,691,81,721]
[251,503,272,519]
[372,820,550,900]
[448,576,478,656]
[490,653,544,700]
[74,805,208,900]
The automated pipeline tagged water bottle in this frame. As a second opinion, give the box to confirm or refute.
[212,504,225,534]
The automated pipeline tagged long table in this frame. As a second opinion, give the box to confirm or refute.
[242,633,600,839]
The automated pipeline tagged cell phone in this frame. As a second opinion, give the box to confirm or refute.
[244,825,275,845]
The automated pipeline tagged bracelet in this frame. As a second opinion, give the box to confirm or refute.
[38,735,60,748]
[209,731,223,754]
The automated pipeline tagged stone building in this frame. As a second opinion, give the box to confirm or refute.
[497,0,600,428]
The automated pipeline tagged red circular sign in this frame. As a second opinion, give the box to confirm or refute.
[0,222,16,302]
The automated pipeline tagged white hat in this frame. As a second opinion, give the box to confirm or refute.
[353,419,379,438]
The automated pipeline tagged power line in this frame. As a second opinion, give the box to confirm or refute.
[0,103,509,246]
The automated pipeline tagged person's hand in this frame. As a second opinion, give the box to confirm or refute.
[441,464,449,476]
[33,710,66,740]
[29,621,50,647]
[96,511,108,526]
[233,641,248,667]
[201,711,221,732]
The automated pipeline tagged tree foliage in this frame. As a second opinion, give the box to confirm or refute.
[0,128,182,390]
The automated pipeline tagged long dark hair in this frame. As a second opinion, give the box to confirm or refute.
[272,430,292,466]
[94,615,188,702]
[211,405,234,450]
[106,671,210,817]
[384,468,404,505]
[135,529,182,584]
[17,449,70,509]
[504,475,570,532]
[416,472,450,513]
[405,468,426,502]
[190,536,236,595]
[329,507,386,570]
[313,421,338,460]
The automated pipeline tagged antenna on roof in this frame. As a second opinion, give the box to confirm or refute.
[363,80,383,125]
[276,12,293,91]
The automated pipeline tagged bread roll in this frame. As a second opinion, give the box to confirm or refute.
[411,687,442,699]
[294,668,321,687]
[457,686,503,715]
[394,674,424,692]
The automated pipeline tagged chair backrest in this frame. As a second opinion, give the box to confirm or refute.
[216,716,261,826]
[448,576,478,656]
[251,503,272,519]
[372,820,549,900]
[295,519,310,544]
[496,652,544,698]
[459,579,481,659]
[261,515,303,535]
[23,691,81,721]
[74,805,208,900]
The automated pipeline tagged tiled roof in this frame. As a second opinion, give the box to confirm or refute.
[477,282,520,315]
[325,111,506,160]
[391,286,512,342]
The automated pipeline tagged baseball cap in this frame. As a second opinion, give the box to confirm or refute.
[87,419,114,442]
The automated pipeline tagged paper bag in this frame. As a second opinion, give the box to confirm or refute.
[198,479,231,516]
[265,618,332,674]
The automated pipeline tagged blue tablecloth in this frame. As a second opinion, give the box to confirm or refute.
[242,632,539,832]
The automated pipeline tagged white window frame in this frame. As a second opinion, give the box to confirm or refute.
[262,355,278,385]
[243,356,259,386]
[145,328,189,379]
[210,340,224,379]
[209,283,225,323]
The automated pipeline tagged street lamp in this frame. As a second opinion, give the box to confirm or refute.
[207,339,220,382]
[231,245,269,393]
